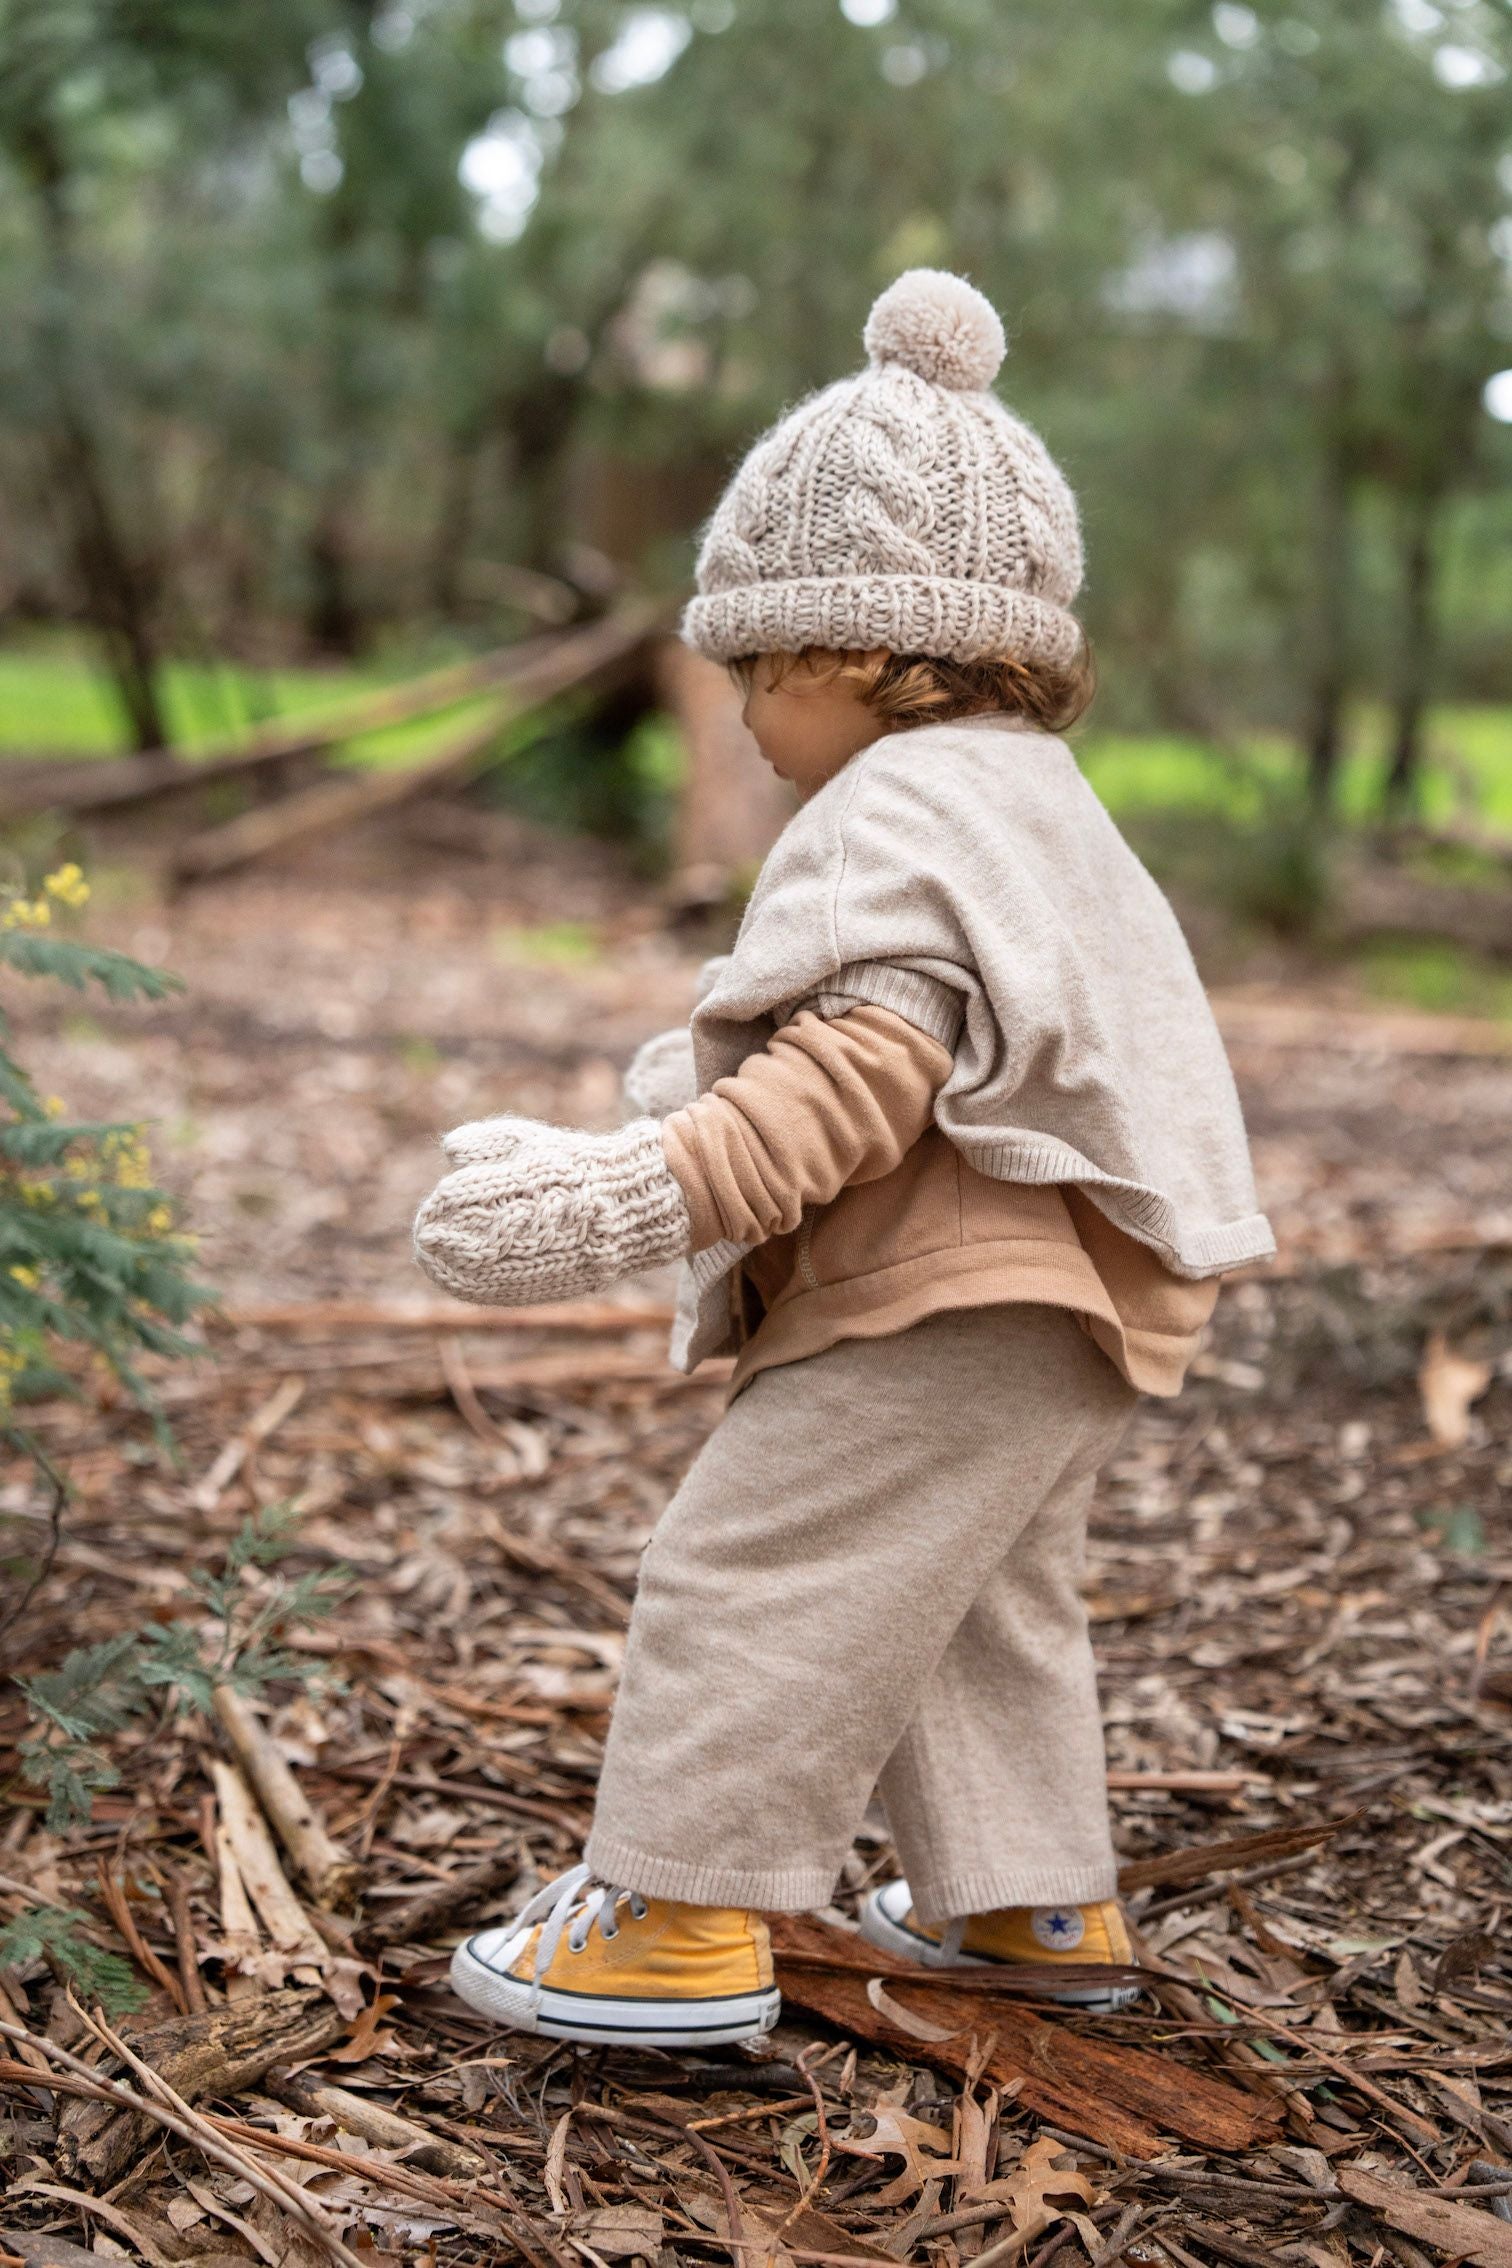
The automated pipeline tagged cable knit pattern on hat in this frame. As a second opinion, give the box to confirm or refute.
[683,269,1083,671]
[412,1118,692,1306]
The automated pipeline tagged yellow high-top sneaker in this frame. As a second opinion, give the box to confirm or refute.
[860,1879,1138,2009]
[450,1864,781,2047]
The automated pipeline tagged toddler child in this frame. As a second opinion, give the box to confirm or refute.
[413,270,1273,2049]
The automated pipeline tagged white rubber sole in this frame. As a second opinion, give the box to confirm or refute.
[860,1883,1139,2011]
[450,1933,782,2048]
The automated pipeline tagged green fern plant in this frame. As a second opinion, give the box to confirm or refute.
[0,864,213,1633]
[0,1901,147,2018]
[18,1505,349,1829]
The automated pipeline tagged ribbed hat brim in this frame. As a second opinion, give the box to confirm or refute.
[682,577,1082,672]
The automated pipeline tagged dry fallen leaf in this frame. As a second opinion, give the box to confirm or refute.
[576,2203,666,2259]
[327,1990,401,2065]
[832,2106,959,2205]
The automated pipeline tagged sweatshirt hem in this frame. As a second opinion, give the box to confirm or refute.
[955,1138,1275,1278]
[583,1832,836,1913]
[728,1236,1199,1399]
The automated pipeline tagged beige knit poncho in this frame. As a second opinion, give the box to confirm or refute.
[671,714,1272,1372]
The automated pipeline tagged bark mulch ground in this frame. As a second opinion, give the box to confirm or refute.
[1,822,1509,2268]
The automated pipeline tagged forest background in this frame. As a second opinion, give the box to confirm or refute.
[2,0,1511,856]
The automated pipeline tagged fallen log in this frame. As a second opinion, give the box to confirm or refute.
[169,602,661,885]
[0,632,564,821]
[55,1986,346,2187]
[769,1915,1280,2160]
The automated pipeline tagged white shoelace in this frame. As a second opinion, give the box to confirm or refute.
[511,1862,649,2009]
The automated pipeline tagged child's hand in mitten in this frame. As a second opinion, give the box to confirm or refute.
[412,1117,691,1307]
[622,1027,696,1122]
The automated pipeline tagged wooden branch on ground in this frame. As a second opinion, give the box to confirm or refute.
[357,1847,522,1955]
[264,2065,489,2179]
[769,1916,1280,2160]
[1118,1809,1361,1895]
[0,633,565,821]
[168,601,661,885]
[212,1685,359,1910]
[54,1987,347,2187]
[1336,2166,1512,2268]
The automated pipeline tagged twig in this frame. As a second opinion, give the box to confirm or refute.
[97,1862,188,2017]
[358,1844,521,1955]
[774,2040,835,2235]
[0,1436,67,1645]
[162,1868,208,2015]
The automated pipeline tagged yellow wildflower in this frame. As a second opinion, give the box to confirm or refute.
[44,1097,66,1119]
[146,1204,174,1235]
[8,1264,38,1288]
[43,863,90,908]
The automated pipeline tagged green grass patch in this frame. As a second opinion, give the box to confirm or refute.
[1078,706,1512,833]
[1357,937,1512,1022]
[490,920,603,968]
[0,633,401,757]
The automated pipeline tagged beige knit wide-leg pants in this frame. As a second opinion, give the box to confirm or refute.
[586,1304,1136,1919]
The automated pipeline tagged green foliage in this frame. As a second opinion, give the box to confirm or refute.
[0,0,1508,785]
[0,865,211,1432]
[18,1504,349,1829]
[0,1901,147,2017]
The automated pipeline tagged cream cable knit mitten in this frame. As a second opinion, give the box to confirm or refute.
[413,1117,691,1307]
[622,1027,697,1123]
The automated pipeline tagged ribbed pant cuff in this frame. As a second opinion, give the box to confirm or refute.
[908,1860,1119,1925]
[584,1832,836,1912]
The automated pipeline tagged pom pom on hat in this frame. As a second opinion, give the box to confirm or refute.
[863,268,1006,392]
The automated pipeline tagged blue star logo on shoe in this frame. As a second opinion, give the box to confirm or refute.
[1031,1905,1085,1951]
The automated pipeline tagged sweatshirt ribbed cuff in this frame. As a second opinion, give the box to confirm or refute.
[794,960,964,1051]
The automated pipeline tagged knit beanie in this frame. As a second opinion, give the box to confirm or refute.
[682,269,1083,673]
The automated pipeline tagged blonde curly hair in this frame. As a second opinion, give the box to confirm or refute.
[729,641,1095,736]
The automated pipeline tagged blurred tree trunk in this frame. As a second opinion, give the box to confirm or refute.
[1306,428,1352,810]
[428,431,482,620]
[1380,485,1441,816]
[21,122,168,751]
[305,495,362,657]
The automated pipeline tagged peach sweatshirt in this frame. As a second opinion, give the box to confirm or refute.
[662,1005,1217,1398]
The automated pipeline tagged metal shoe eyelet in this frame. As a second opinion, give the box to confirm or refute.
[630,1897,648,1920]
